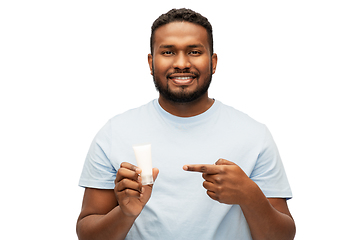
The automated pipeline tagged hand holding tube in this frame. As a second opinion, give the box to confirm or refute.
[114,162,159,217]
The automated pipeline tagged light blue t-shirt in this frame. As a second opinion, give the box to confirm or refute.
[79,99,292,239]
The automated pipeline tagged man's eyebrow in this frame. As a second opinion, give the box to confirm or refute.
[159,45,174,49]
[188,44,205,48]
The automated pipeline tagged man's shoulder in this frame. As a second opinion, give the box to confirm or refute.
[217,101,264,127]
[110,100,156,123]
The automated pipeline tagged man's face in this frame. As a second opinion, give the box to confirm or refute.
[148,21,217,103]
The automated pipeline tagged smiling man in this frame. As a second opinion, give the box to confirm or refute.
[149,20,217,117]
[77,8,295,240]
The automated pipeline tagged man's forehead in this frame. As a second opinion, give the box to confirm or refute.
[159,44,206,49]
[153,22,209,48]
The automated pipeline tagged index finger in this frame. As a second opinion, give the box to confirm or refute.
[183,164,220,174]
[115,162,142,184]
[120,162,141,174]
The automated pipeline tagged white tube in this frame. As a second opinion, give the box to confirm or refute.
[132,144,154,185]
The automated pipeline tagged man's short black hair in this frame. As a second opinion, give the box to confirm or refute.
[150,8,213,55]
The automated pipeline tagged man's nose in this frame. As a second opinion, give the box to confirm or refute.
[172,52,191,69]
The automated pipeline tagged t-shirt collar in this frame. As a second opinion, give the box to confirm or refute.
[153,98,219,125]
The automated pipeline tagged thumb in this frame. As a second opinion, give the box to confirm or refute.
[215,158,236,165]
[152,168,160,181]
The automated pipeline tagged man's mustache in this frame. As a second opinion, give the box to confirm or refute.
[166,70,199,78]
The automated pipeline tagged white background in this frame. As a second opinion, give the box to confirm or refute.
[1,1,359,239]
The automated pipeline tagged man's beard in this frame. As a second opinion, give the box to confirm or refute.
[152,65,213,104]
[153,73,212,103]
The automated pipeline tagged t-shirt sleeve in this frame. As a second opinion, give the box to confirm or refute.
[78,120,117,189]
[250,126,292,199]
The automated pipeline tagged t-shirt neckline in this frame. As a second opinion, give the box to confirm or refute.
[153,99,219,125]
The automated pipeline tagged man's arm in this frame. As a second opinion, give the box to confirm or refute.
[242,197,295,240]
[183,159,295,240]
[76,163,159,240]
[76,188,136,240]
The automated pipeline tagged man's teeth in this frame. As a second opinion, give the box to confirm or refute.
[173,77,193,80]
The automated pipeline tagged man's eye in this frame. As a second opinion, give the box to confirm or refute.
[189,50,201,55]
[162,51,174,55]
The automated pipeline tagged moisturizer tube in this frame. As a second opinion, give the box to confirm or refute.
[133,144,154,185]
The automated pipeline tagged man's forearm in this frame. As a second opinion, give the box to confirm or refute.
[240,186,296,240]
[76,206,136,240]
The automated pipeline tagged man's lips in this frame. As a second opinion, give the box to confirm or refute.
[167,73,197,85]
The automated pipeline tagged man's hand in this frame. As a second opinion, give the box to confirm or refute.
[183,158,258,205]
[114,162,159,217]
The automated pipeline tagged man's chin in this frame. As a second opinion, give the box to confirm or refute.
[162,92,200,103]
[153,75,212,103]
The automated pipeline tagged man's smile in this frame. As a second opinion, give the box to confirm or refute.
[167,73,198,85]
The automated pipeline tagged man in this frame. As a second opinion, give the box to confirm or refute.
[77,8,296,240]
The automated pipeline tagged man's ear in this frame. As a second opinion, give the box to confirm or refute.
[148,54,153,75]
[211,53,218,74]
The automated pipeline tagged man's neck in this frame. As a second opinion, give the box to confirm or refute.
[158,94,214,118]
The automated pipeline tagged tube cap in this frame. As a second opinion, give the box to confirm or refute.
[141,175,154,185]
